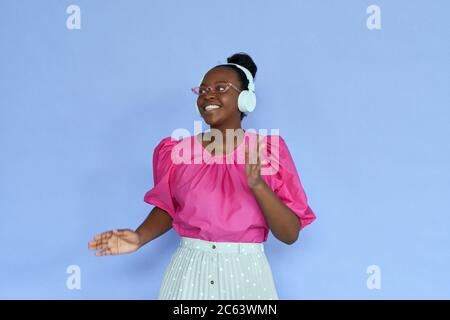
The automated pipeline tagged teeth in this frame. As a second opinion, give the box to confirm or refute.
[204,104,221,111]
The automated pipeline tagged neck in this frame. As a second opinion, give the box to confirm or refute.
[204,123,245,149]
[209,123,244,139]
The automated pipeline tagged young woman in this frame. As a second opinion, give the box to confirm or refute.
[88,52,316,300]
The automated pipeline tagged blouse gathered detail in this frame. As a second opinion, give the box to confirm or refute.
[144,131,316,243]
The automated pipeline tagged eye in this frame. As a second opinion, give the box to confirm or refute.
[215,83,228,92]
[198,87,208,95]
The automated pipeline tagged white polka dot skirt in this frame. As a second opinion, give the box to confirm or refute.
[158,236,279,300]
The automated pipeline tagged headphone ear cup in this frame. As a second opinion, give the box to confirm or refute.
[237,90,256,113]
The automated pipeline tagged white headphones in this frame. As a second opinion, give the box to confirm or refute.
[195,63,256,115]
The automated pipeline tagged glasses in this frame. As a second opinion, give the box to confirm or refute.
[191,82,241,96]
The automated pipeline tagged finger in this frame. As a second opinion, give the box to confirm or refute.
[253,139,262,173]
[89,238,105,244]
[259,143,266,165]
[246,140,253,164]
[259,142,267,166]
[245,144,252,174]
[88,240,102,248]
[95,248,112,256]
[245,143,249,165]
[253,135,261,154]
[113,229,130,237]
[97,246,118,256]
[254,137,264,163]
[94,231,112,242]
[102,231,113,240]
[89,242,108,250]
[96,240,111,247]
[246,162,251,176]
[89,237,110,246]
[249,143,257,164]
[254,136,260,153]
[256,136,264,153]
[257,136,267,166]
[256,139,261,166]
[252,162,260,176]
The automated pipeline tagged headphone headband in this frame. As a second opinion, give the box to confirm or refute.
[224,63,255,92]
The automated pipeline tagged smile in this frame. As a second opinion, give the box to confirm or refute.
[203,104,222,113]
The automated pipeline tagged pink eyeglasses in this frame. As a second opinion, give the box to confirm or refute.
[191,82,241,96]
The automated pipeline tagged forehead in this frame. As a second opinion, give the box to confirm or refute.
[201,66,239,85]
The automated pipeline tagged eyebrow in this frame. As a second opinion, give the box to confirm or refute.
[199,80,228,86]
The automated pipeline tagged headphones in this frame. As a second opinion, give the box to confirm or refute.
[195,63,256,115]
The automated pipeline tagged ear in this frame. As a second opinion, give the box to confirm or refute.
[237,91,256,112]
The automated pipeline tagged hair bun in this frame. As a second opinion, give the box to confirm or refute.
[227,52,257,78]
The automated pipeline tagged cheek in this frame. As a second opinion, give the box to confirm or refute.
[221,93,238,109]
[197,96,204,106]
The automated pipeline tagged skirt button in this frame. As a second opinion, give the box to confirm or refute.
[212,245,216,249]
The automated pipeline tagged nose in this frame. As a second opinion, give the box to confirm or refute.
[204,89,216,98]
[204,91,219,102]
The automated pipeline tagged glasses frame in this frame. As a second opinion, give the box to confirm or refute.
[191,82,241,96]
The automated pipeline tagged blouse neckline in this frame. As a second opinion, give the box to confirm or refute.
[194,130,248,158]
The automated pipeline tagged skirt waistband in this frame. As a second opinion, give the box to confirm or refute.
[180,236,264,254]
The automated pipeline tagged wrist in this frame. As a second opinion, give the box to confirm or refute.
[250,178,266,192]
[135,229,145,249]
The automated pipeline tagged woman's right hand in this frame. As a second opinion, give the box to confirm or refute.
[88,229,141,256]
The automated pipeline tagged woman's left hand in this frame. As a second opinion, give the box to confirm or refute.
[244,136,266,190]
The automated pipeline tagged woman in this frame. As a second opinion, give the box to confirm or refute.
[88,52,316,300]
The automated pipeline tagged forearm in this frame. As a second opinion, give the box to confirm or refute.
[135,207,173,248]
[251,181,301,244]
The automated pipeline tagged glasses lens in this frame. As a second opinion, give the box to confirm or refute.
[192,87,204,95]
[192,83,230,95]
[200,86,209,95]
[213,82,229,93]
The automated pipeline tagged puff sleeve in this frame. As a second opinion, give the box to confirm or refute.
[264,135,316,229]
[143,136,178,219]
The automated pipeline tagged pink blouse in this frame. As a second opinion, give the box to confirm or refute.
[143,130,316,243]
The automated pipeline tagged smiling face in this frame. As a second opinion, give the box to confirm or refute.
[196,66,243,128]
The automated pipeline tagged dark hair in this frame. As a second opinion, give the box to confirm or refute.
[217,52,257,121]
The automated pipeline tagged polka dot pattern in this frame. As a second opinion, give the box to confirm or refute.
[158,237,279,300]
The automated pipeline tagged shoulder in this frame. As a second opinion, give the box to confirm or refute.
[264,133,286,144]
[155,135,181,148]
[152,135,184,162]
[260,134,297,176]
[245,131,287,146]
[243,131,290,159]
[260,133,289,154]
[154,135,186,152]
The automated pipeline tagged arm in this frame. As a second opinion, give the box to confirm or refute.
[245,137,301,245]
[250,182,300,245]
[88,206,173,256]
[135,206,173,248]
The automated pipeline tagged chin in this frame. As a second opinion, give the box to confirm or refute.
[202,113,225,126]
[203,117,222,126]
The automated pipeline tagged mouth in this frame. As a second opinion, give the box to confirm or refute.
[202,104,223,114]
